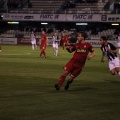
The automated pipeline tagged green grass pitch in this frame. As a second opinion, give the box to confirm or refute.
[0,45,120,120]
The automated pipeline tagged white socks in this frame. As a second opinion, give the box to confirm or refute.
[55,49,58,56]
[35,45,37,49]
[54,49,58,56]
[118,72,120,76]
[119,49,120,54]
[32,45,37,50]
[32,45,34,50]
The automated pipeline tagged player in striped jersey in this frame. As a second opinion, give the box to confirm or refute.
[30,31,37,50]
[52,32,60,56]
[100,36,120,75]
[117,33,120,54]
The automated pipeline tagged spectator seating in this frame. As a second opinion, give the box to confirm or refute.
[0,28,117,41]
[2,0,113,14]
[10,0,64,14]
[61,0,112,14]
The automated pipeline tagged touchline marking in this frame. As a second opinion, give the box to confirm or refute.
[0,53,31,55]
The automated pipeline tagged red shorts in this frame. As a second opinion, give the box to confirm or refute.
[62,40,67,46]
[64,61,84,77]
[40,44,46,50]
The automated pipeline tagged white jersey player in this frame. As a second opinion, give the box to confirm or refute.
[117,33,120,54]
[31,31,37,50]
[52,32,60,56]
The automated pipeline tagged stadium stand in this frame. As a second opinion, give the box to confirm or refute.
[0,0,120,40]
[0,0,7,13]
[60,0,113,14]
[0,0,118,14]
[9,0,65,14]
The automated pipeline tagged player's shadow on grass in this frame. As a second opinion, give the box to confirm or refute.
[105,79,120,84]
[68,86,98,92]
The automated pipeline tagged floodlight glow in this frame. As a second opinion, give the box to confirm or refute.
[7,22,19,24]
[41,23,48,25]
[111,23,119,26]
[76,23,88,25]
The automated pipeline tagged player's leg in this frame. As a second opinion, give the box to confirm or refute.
[114,57,120,75]
[55,71,69,91]
[40,45,46,58]
[62,42,65,50]
[0,46,2,52]
[64,74,74,90]
[43,50,47,58]
[54,47,56,56]
[115,67,120,75]
[32,44,34,50]
[52,44,55,55]
[55,61,72,91]
[35,41,37,49]
[40,49,44,57]
[31,41,34,50]
[109,59,118,75]
[118,43,120,54]
[119,48,120,54]
[109,62,116,75]
[55,44,58,56]
[62,45,64,50]
[64,65,84,90]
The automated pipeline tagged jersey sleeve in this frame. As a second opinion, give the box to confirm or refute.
[88,43,94,52]
[109,43,116,50]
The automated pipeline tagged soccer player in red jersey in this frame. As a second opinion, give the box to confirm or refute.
[61,32,67,50]
[55,32,95,91]
[39,30,48,58]
[65,32,71,44]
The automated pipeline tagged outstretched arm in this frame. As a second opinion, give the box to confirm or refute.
[101,52,105,63]
[87,50,95,60]
[65,44,75,53]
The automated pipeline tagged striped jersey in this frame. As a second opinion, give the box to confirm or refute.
[52,36,59,44]
[101,42,117,61]
[31,34,36,41]
[118,36,120,43]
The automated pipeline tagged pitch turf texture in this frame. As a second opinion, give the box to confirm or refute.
[0,45,120,120]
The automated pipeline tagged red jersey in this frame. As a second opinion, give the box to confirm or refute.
[65,34,70,43]
[41,34,47,45]
[40,34,47,50]
[70,42,94,64]
[61,35,67,44]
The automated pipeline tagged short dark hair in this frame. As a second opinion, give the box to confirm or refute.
[100,36,107,41]
[79,32,86,39]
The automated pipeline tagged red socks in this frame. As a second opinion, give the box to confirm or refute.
[58,75,66,87]
[40,51,46,57]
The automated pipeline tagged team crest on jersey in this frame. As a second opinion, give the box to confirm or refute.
[84,45,86,48]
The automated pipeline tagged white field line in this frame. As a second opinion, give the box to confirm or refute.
[0,53,31,55]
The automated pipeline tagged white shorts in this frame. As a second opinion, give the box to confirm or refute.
[31,40,36,45]
[53,43,58,49]
[109,57,120,71]
[118,42,120,47]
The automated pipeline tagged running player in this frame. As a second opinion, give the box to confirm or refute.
[61,32,67,50]
[31,31,37,50]
[52,32,60,56]
[39,30,48,58]
[100,36,120,75]
[54,32,95,91]
[117,33,120,54]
